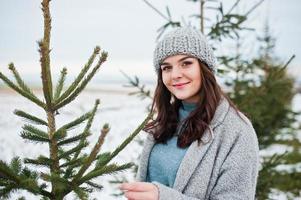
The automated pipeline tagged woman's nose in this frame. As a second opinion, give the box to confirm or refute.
[171,66,183,79]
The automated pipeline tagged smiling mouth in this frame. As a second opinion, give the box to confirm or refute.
[173,82,190,87]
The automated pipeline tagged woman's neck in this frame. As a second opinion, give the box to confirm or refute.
[181,101,197,111]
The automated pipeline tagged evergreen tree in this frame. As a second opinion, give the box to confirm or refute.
[229,22,301,199]
[123,0,301,199]
[0,0,152,199]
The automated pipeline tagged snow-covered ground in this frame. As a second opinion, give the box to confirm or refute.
[0,86,152,200]
[0,85,300,199]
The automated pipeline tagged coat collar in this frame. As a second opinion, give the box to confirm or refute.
[138,97,230,191]
[208,96,230,129]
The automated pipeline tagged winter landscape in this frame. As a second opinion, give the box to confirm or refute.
[0,84,152,199]
[0,82,301,199]
[1,0,301,199]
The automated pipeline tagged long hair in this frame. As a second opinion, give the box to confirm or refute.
[144,60,239,148]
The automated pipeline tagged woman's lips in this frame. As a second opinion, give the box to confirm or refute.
[173,82,190,89]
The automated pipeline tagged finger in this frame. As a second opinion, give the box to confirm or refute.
[120,182,155,192]
[124,191,153,200]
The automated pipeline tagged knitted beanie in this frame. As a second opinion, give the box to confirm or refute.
[153,26,217,74]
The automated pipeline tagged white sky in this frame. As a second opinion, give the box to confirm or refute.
[0,0,300,83]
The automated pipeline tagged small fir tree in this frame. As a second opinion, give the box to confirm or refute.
[0,0,152,199]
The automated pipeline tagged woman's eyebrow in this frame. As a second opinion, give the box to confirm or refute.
[161,56,194,66]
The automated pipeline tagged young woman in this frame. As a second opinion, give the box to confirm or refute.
[120,27,259,200]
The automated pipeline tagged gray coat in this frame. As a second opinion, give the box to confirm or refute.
[137,98,259,200]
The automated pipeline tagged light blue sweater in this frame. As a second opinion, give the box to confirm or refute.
[146,102,197,187]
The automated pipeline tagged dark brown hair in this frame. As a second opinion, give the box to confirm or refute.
[144,60,239,148]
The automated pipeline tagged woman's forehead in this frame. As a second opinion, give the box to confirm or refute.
[162,54,197,64]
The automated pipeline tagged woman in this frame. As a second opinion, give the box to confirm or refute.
[120,27,259,200]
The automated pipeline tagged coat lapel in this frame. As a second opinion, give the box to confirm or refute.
[173,97,230,192]
[137,134,155,181]
[172,128,213,191]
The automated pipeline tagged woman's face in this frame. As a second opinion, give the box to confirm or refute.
[160,54,202,103]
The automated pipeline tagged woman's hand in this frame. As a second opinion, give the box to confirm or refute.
[119,181,159,200]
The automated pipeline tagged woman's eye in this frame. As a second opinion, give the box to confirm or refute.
[161,66,171,71]
[182,61,192,67]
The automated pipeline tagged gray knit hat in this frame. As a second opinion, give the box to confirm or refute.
[153,26,217,74]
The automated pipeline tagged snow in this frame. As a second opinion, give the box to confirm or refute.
[0,86,300,199]
[0,86,151,200]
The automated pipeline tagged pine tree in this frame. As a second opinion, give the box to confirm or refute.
[0,0,152,199]
[228,22,301,199]
[123,0,301,199]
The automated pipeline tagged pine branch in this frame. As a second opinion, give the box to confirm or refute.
[54,67,67,100]
[0,159,52,199]
[8,63,37,98]
[95,152,111,168]
[39,172,68,198]
[208,2,245,40]
[245,0,265,16]
[58,147,71,161]
[227,0,240,15]
[57,132,90,146]
[10,157,22,175]
[281,54,295,71]
[60,100,99,178]
[72,112,152,187]
[0,72,45,108]
[24,125,47,137]
[62,164,77,179]
[22,125,48,137]
[157,21,181,41]
[21,125,49,143]
[24,156,53,167]
[39,172,54,182]
[53,128,67,141]
[55,47,100,104]
[72,185,88,200]
[208,0,264,40]
[56,111,92,133]
[156,6,181,40]
[0,184,18,199]
[0,160,19,182]
[1,183,48,200]
[142,0,170,21]
[276,150,301,165]
[142,0,181,40]
[54,52,108,110]
[60,156,86,168]
[121,70,153,100]
[72,124,110,182]
[77,163,134,185]
[86,181,103,191]
[58,141,89,160]
[72,99,100,159]
[14,110,48,126]
[100,112,153,166]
